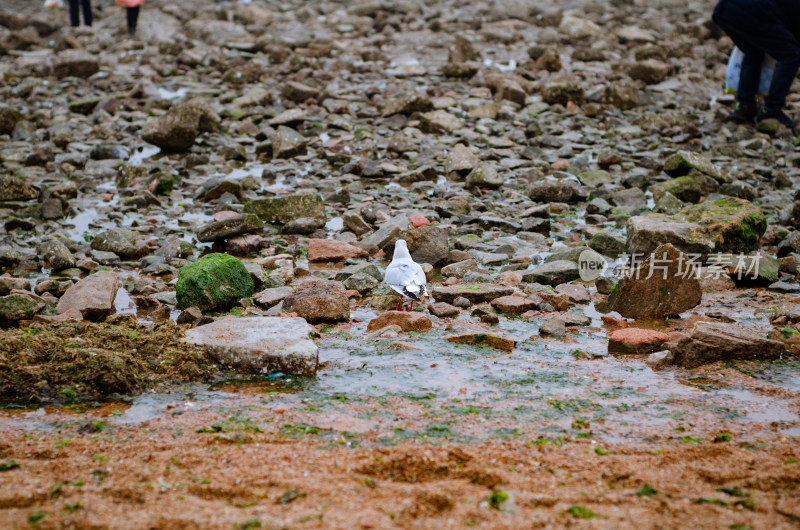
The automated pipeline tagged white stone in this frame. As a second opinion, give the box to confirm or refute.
[183,316,318,375]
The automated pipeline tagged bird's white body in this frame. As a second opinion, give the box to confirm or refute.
[384,239,429,310]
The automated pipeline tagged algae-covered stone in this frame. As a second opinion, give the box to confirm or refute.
[0,106,22,135]
[608,243,702,320]
[663,150,727,182]
[678,197,766,254]
[626,215,714,258]
[0,176,38,202]
[650,176,702,204]
[176,253,254,311]
[196,213,261,242]
[243,193,326,224]
[0,294,45,327]
[141,99,220,152]
[91,227,137,258]
[627,197,765,257]
[69,96,104,115]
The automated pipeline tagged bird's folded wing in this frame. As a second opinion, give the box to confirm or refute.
[384,262,412,285]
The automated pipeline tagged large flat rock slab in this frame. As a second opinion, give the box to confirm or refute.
[671,322,784,368]
[183,316,318,375]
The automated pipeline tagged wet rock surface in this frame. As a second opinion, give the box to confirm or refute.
[672,322,785,368]
[183,316,318,375]
[1,0,800,526]
[609,243,703,320]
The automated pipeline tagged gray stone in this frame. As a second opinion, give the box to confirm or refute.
[142,99,220,152]
[539,316,566,337]
[197,214,262,242]
[663,150,725,182]
[184,316,318,375]
[91,227,137,258]
[440,259,482,278]
[466,163,503,188]
[52,50,99,79]
[589,232,626,257]
[243,193,326,224]
[645,350,674,369]
[243,262,267,290]
[334,263,382,283]
[343,212,372,236]
[363,222,402,249]
[528,179,575,203]
[0,276,31,296]
[626,215,714,258]
[38,239,75,271]
[445,143,479,175]
[272,126,307,159]
[432,284,514,304]
[253,286,293,308]
[344,272,380,294]
[522,260,579,286]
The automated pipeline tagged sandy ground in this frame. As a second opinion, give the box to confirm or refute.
[0,426,799,529]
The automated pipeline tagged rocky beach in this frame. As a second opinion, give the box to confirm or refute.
[1,0,800,527]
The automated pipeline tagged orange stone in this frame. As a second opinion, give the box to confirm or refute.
[409,215,430,228]
[608,328,669,355]
[307,239,368,262]
[367,311,433,332]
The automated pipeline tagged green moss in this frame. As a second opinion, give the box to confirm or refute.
[153,175,174,196]
[176,253,254,311]
[679,198,766,253]
[243,194,326,223]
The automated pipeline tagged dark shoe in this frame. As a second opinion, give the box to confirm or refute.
[731,102,757,124]
[756,108,798,130]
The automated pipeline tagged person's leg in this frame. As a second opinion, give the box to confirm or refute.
[762,47,800,114]
[737,49,764,108]
[713,4,763,121]
[713,0,799,127]
[127,6,140,36]
[736,24,800,127]
[81,0,92,27]
[68,0,80,27]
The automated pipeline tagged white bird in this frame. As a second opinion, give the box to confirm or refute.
[384,239,429,311]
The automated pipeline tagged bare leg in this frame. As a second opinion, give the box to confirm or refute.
[396,300,403,311]
[408,301,413,312]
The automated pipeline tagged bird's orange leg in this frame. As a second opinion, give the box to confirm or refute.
[396,300,403,311]
[408,301,413,312]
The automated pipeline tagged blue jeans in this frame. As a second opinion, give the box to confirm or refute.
[713,0,800,112]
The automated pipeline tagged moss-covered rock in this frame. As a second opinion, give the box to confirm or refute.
[628,197,767,258]
[176,253,254,311]
[0,175,38,202]
[0,294,45,327]
[678,197,767,254]
[68,96,104,115]
[243,193,326,224]
[663,150,728,183]
[90,227,137,258]
[650,176,702,203]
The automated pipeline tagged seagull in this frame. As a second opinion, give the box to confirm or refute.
[384,239,429,312]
